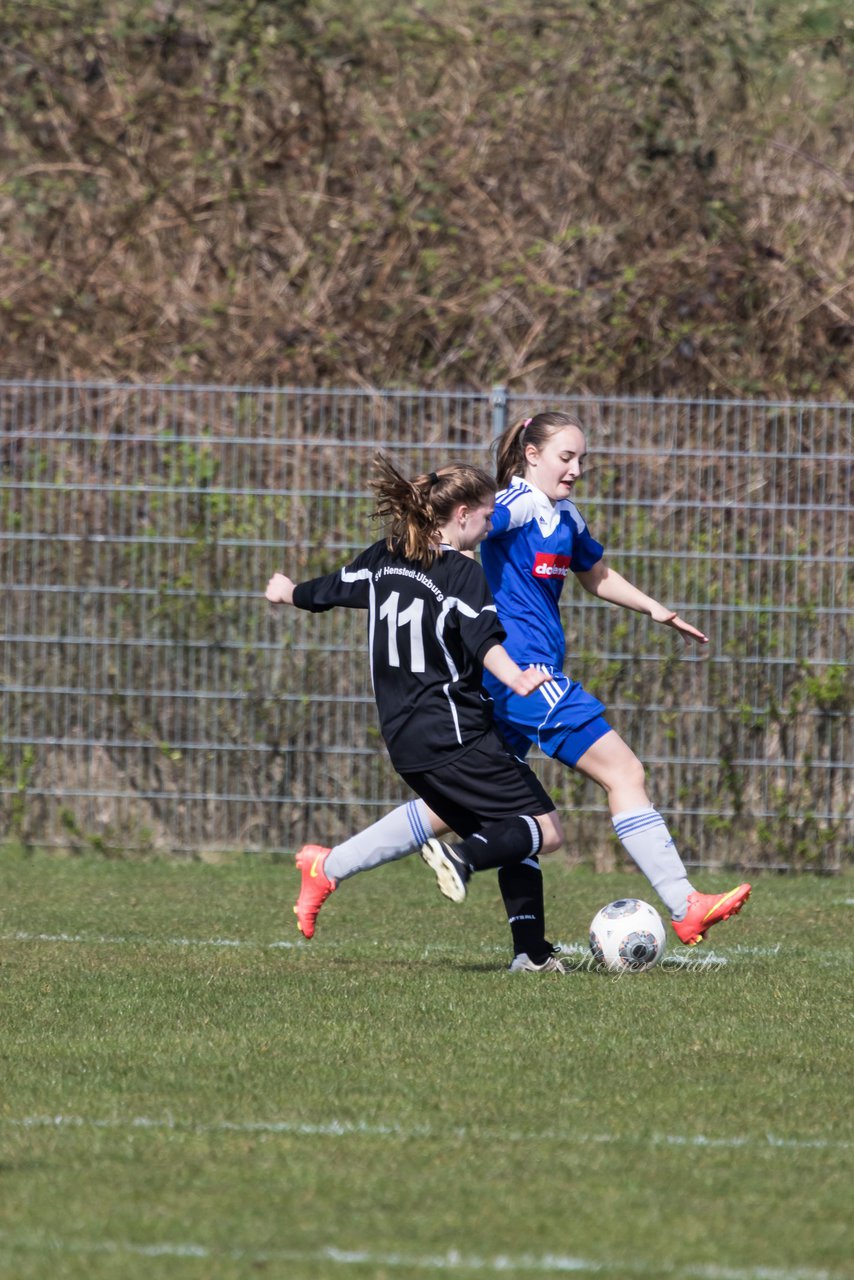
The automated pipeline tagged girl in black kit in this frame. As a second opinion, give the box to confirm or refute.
[265,455,566,970]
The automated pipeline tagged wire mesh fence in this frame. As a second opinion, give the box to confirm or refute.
[1,379,851,870]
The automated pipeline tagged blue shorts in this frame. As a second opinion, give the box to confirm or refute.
[483,668,612,769]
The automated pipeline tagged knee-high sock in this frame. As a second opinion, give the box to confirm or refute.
[498,856,552,963]
[325,799,434,882]
[454,815,542,872]
[611,806,693,918]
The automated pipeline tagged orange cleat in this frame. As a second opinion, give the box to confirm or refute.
[294,844,335,939]
[672,883,752,946]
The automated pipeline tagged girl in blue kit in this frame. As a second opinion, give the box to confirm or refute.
[292,412,750,967]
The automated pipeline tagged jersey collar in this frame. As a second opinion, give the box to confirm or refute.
[511,475,562,536]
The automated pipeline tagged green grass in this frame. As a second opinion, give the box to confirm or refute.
[1,848,852,1279]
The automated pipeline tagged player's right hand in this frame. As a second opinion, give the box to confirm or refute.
[265,572,295,605]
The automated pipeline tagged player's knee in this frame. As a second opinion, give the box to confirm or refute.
[604,748,647,800]
[537,811,563,855]
[625,754,647,794]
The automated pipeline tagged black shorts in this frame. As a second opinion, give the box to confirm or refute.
[399,729,555,839]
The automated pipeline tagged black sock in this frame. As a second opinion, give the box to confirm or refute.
[498,856,551,963]
[454,815,542,873]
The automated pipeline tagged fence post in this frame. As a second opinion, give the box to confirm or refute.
[491,384,508,439]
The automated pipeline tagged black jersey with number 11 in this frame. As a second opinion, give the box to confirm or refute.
[292,540,506,772]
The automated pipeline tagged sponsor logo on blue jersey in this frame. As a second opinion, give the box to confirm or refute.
[532,553,572,579]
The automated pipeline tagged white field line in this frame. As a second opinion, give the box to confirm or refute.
[1,929,301,949]
[1,930,792,963]
[555,942,730,968]
[0,1232,841,1279]
[4,1112,850,1153]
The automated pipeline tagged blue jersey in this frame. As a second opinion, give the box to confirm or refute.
[479,476,604,669]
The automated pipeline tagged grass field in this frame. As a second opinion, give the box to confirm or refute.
[1,847,852,1280]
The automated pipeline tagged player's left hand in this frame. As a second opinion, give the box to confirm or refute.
[651,606,708,645]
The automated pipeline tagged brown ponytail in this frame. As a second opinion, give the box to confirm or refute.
[371,453,496,569]
[493,411,585,489]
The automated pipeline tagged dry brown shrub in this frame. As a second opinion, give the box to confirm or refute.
[0,0,851,396]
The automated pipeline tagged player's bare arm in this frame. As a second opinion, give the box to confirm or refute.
[574,560,709,645]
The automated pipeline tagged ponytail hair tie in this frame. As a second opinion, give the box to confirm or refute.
[522,417,533,429]
[428,471,440,486]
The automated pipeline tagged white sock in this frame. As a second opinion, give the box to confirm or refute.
[611,806,693,919]
[325,799,434,882]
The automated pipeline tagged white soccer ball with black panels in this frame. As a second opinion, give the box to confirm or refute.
[589,898,666,972]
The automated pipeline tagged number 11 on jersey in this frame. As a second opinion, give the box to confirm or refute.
[379,590,426,672]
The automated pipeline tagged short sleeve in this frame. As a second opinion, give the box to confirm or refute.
[487,482,535,539]
[449,556,506,659]
[570,524,604,572]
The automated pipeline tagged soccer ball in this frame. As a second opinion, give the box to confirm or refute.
[589,898,666,973]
